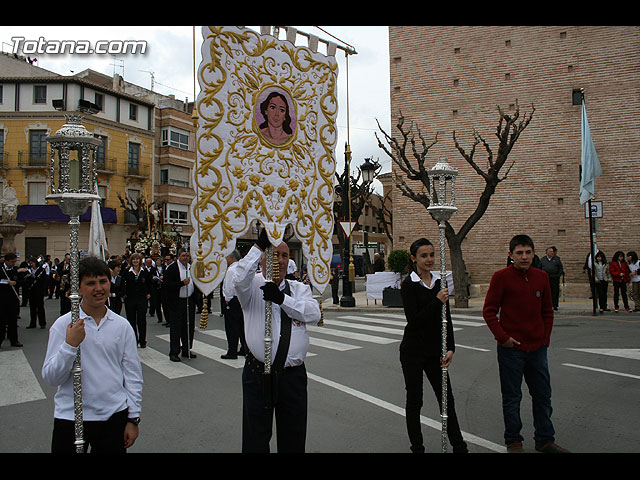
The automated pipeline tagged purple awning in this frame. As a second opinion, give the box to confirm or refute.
[16,204,117,223]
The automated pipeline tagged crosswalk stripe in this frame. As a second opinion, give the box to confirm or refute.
[563,363,640,380]
[568,348,640,360]
[452,320,485,327]
[137,347,203,379]
[0,350,46,407]
[451,314,485,321]
[156,334,246,368]
[338,315,406,326]
[309,337,361,351]
[308,325,398,344]
[365,313,406,320]
[320,319,404,336]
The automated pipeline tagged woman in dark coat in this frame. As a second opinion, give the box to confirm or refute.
[399,237,467,453]
[123,252,151,347]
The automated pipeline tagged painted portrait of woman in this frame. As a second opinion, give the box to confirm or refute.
[256,88,296,146]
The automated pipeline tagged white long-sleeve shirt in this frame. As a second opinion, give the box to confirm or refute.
[233,246,320,367]
[42,306,143,421]
[223,260,240,302]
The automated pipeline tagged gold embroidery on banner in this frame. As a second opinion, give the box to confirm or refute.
[193,26,336,291]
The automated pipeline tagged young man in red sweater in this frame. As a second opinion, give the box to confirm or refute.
[483,234,569,454]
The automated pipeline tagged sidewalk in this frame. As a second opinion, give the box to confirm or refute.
[321,289,625,317]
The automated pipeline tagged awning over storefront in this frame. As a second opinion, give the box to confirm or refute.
[17,205,117,223]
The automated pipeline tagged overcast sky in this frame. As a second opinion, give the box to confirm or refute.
[1,25,391,190]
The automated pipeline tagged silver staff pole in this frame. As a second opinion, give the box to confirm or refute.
[427,157,458,453]
[68,213,85,453]
[46,115,101,453]
[264,245,274,374]
[437,220,449,453]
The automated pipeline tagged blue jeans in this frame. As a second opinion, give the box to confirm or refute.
[497,344,555,445]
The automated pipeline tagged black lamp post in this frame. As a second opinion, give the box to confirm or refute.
[359,157,380,275]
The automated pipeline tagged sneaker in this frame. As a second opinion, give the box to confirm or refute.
[535,442,570,453]
[625,307,631,312]
[615,307,619,312]
[507,441,525,453]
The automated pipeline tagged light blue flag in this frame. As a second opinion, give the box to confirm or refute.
[580,101,603,205]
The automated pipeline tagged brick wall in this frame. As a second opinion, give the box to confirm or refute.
[388,26,640,294]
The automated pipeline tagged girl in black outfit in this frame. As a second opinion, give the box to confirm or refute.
[123,253,151,347]
[399,238,468,453]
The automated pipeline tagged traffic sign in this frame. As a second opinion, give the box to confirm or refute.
[339,221,357,238]
[585,201,603,218]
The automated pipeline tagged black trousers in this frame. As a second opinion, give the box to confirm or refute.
[400,352,467,452]
[0,302,20,343]
[169,297,196,356]
[149,288,163,322]
[125,297,147,345]
[241,361,307,453]
[548,276,560,308]
[28,293,46,327]
[223,297,245,355]
[51,408,128,453]
[595,281,609,310]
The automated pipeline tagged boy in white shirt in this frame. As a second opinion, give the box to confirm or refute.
[42,256,143,453]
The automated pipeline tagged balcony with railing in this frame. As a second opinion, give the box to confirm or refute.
[95,156,117,174]
[18,151,49,168]
[125,163,150,178]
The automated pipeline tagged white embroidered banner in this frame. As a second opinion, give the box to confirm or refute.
[190,26,338,295]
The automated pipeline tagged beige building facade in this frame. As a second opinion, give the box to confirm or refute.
[388,26,640,296]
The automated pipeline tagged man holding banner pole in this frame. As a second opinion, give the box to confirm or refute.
[232,228,320,453]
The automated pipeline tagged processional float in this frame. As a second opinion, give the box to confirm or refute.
[190,26,347,375]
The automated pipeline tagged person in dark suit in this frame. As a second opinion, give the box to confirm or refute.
[163,248,197,362]
[26,256,48,329]
[1,253,27,347]
[122,253,151,348]
[221,250,246,359]
[160,254,173,327]
[145,257,164,324]
[107,259,125,315]
[57,254,71,316]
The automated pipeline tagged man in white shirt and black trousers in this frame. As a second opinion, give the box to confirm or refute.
[42,256,143,453]
[164,248,197,362]
[233,229,321,452]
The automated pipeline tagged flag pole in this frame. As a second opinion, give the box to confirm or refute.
[587,198,597,316]
[581,92,599,316]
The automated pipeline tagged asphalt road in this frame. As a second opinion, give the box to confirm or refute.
[1,290,639,454]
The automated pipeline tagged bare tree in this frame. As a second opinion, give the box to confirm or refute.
[376,102,535,307]
[366,189,393,244]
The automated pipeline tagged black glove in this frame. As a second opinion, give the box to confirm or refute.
[256,228,271,251]
[260,281,285,305]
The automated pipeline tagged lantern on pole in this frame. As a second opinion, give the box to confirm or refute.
[46,115,101,453]
[426,157,458,453]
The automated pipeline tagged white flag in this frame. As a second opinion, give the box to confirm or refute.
[88,196,108,260]
[579,101,603,205]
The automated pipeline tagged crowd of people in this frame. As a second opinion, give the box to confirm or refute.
[1,234,638,454]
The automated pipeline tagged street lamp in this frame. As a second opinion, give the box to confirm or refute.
[426,157,458,453]
[360,157,379,184]
[340,143,355,307]
[359,157,380,274]
[46,115,101,453]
